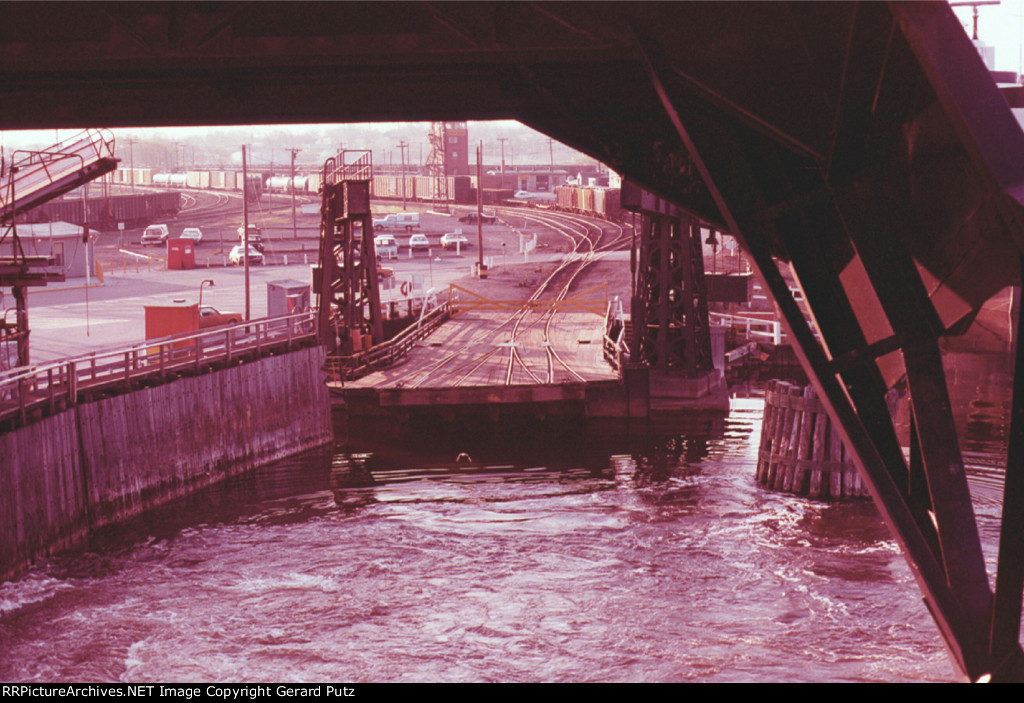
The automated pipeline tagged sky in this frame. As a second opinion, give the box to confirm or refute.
[951,0,1024,71]
[0,120,591,172]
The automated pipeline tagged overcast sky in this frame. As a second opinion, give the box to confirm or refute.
[952,0,1024,71]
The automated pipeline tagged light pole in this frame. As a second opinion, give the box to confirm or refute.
[199,279,215,307]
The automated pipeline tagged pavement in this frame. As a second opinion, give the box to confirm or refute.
[12,245,570,366]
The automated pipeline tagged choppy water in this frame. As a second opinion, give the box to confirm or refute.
[5,382,998,683]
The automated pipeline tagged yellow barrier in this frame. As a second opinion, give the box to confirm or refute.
[449,282,607,317]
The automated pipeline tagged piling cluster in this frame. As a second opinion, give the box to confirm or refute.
[756,380,868,500]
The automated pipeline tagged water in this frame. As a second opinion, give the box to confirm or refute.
[0,390,976,683]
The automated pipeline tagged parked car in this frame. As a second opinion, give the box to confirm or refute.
[408,233,430,252]
[140,224,169,245]
[229,244,264,265]
[180,227,203,244]
[374,234,399,259]
[458,211,496,225]
[440,231,470,250]
[198,305,242,328]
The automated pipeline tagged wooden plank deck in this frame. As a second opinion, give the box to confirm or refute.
[342,310,617,401]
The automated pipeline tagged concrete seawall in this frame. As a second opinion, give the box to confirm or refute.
[0,345,333,581]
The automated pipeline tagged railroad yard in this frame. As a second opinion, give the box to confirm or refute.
[22,188,635,366]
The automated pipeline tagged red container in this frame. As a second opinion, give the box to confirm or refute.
[166,238,196,270]
[144,301,199,357]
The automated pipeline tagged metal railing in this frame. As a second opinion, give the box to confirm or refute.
[1,128,116,225]
[0,312,317,429]
[323,149,373,187]
[324,303,450,382]
[709,311,784,345]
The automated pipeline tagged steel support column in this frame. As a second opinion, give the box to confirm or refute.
[624,188,712,378]
[315,153,383,356]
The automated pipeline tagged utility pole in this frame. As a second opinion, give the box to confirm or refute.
[290,147,301,239]
[497,137,508,175]
[476,142,484,272]
[243,144,250,321]
[548,138,554,175]
[125,137,137,193]
[398,141,408,210]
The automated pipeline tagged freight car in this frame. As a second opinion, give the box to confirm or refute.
[124,167,477,206]
[149,171,264,200]
[15,191,182,231]
[264,177,307,193]
[554,185,623,221]
[370,174,472,205]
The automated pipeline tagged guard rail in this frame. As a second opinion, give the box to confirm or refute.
[0,311,317,429]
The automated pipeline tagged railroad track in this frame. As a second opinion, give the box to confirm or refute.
[499,208,630,385]
[383,208,632,389]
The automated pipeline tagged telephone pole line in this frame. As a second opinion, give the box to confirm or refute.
[398,141,409,210]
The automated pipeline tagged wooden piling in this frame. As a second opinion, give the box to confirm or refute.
[756,381,864,501]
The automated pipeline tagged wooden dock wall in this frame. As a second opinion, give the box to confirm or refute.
[0,346,332,581]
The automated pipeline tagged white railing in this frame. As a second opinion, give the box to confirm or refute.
[709,311,783,345]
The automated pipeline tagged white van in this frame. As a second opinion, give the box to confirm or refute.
[373,212,420,231]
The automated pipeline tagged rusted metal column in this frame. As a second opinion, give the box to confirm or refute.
[316,152,383,356]
[13,285,28,367]
[623,186,712,378]
[988,255,1024,681]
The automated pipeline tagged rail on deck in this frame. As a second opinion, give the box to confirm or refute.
[1,129,118,225]
[0,312,317,430]
[325,303,450,383]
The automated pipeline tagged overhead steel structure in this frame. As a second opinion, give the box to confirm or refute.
[0,1,1022,681]
[427,122,450,214]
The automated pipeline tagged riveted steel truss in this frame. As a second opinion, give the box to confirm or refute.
[613,2,1024,682]
[625,193,713,378]
[316,152,383,356]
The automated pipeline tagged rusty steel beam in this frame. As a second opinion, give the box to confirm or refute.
[622,189,713,378]
[623,2,1024,681]
[988,258,1024,680]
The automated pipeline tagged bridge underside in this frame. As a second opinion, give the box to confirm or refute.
[2,1,1023,681]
